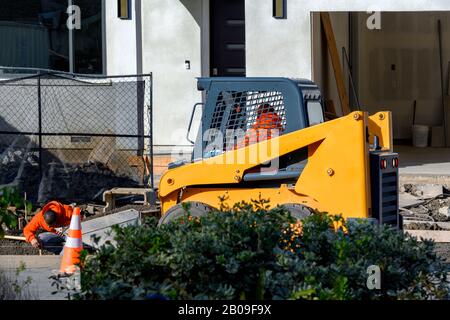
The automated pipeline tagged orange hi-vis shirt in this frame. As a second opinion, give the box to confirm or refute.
[239,112,283,148]
[23,201,74,243]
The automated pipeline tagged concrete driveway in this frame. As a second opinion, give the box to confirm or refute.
[0,256,68,300]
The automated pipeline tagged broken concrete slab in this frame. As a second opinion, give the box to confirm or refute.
[406,230,450,243]
[437,222,450,230]
[399,192,425,208]
[403,183,444,199]
[81,209,141,248]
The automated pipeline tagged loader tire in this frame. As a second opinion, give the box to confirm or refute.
[158,201,213,226]
[281,203,312,221]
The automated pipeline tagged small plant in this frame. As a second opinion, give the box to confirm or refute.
[72,200,450,300]
[0,187,32,238]
[0,262,36,300]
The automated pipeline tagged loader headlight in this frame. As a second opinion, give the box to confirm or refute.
[380,159,387,169]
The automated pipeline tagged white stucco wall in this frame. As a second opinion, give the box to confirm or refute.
[141,0,204,154]
[105,0,138,75]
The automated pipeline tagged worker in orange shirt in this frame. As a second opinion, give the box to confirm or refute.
[23,201,77,255]
[238,104,283,148]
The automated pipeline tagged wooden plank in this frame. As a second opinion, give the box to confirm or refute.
[4,235,27,241]
[320,12,351,115]
[406,230,450,243]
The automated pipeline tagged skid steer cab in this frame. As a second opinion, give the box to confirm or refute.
[158,77,400,229]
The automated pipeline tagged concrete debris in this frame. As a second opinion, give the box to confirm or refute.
[81,209,141,248]
[437,221,450,230]
[404,221,444,231]
[439,206,450,219]
[399,192,424,208]
[403,183,444,199]
[401,183,450,230]
[406,230,450,243]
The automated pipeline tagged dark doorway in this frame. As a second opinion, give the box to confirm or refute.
[210,0,246,77]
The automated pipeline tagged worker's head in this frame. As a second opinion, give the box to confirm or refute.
[44,210,57,227]
[257,104,275,117]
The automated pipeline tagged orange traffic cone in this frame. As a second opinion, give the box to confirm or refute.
[60,207,83,275]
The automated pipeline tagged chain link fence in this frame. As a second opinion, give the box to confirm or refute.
[0,67,153,205]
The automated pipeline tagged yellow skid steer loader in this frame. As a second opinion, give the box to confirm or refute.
[158,78,400,228]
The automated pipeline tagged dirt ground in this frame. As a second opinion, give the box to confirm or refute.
[0,239,54,256]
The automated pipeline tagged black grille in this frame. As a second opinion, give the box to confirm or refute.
[381,172,398,224]
[370,152,400,228]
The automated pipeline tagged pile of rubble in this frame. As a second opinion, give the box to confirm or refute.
[0,146,139,205]
[400,183,450,230]
[38,161,140,204]
[0,148,41,203]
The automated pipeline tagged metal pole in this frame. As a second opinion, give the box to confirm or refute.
[38,74,43,181]
[68,0,74,73]
[150,73,154,189]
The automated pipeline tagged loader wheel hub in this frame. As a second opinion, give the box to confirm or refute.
[158,202,212,226]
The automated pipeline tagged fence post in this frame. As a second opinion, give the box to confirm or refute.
[150,73,154,189]
[37,73,43,181]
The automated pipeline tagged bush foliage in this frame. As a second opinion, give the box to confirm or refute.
[0,187,32,238]
[75,200,449,300]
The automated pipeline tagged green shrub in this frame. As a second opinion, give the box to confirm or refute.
[0,262,36,300]
[75,201,449,300]
[0,187,31,238]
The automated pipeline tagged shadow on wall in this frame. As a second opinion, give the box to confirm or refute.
[180,0,202,27]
